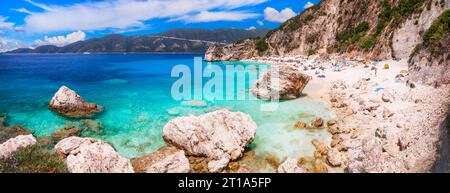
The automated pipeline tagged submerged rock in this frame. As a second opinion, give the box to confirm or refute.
[80,119,103,136]
[51,125,81,142]
[0,114,5,126]
[250,65,311,100]
[54,137,133,173]
[162,109,257,173]
[311,117,324,128]
[131,146,190,173]
[278,159,306,173]
[0,125,34,144]
[181,100,208,107]
[294,121,308,129]
[48,86,103,118]
[0,134,37,159]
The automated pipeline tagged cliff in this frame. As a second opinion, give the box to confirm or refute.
[408,10,449,87]
[205,0,448,61]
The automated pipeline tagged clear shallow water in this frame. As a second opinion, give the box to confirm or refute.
[0,54,331,160]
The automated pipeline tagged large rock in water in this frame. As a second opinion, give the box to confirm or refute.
[162,109,257,173]
[0,134,37,159]
[48,86,103,118]
[131,146,190,173]
[250,65,311,100]
[54,137,133,173]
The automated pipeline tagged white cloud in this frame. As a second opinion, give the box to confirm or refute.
[12,8,33,15]
[25,0,52,11]
[257,20,264,26]
[0,38,29,52]
[22,0,268,33]
[0,16,15,31]
[303,2,314,9]
[34,30,86,47]
[173,11,259,23]
[264,7,296,23]
[247,26,256,30]
[14,26,26,32]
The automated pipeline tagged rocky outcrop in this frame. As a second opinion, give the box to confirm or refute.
[162,109,257,173]
[48,86,103,118]
[392,0,446,59]
[131,146,190,173]
[250,65,311,100]
[54,137,133,173]
[328,77,450,173]
[0,121,34,144]
[205,40,258,61]
[205,0,447,61]
[408,10,450,87]
[0,134,37,159]
[277,159,306,173]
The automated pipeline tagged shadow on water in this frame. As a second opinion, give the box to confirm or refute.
[432,105,450,173]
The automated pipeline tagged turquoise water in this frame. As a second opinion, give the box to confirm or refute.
[0,54,331,160]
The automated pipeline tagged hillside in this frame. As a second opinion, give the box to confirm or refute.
[408,10,449,86]
[205,0,448,61]
[7,28,268,54]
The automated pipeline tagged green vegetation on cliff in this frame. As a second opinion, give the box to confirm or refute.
[336,21,370,43]
[363,0,426,50]
[410,9,449,59]
[0,145,68,173]
[422,10,449,55]
[256,38,269,52]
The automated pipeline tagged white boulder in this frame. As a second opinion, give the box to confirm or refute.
[0,134,37,159]
[162,109,257,173]
[54,137,133,173]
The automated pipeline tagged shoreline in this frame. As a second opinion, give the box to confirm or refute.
[244,55,450,172]
[1,54,449,173]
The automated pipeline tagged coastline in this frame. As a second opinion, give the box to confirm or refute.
[244,55,450,172]
[1,53,449,173]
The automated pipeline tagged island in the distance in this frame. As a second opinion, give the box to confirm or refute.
[6,28,268,54]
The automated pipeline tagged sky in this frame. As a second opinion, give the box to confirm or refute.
[0,0,319,52]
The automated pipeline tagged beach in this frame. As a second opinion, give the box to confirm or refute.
[245,55,450,172]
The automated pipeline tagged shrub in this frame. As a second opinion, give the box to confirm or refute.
[255,38,269,52]
[307,49,317,56]
[336,21,370,42]
[409,10,449,58]
[365,0,425,49]
[362,37,376,50]
[422,10,449,48]
[0,145,68,173]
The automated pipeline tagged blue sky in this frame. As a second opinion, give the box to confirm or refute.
[0,0,319,51]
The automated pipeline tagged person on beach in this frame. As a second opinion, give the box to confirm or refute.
[371,66,377,77]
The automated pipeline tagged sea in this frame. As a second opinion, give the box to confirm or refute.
[0,53,331,163]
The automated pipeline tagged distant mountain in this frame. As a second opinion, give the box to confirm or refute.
[158,28,269,44]
[7,28,268,54]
